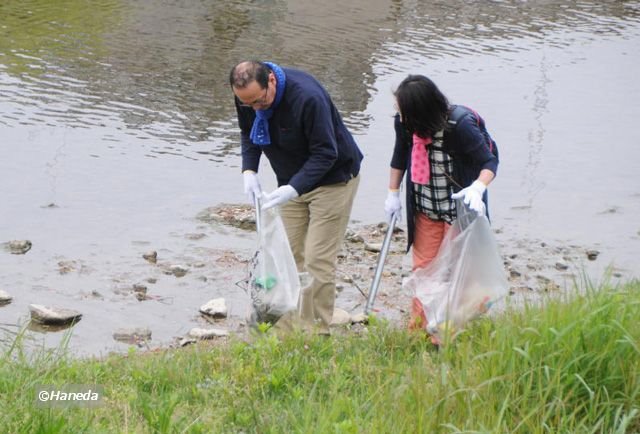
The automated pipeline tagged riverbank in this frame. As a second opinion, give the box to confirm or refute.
[1,280,638,432]
[1,202,624,357]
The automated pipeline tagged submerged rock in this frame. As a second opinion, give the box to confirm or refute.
[168,264,188,278]
[4,240,32,255]
[113,327,152,343]
[0,290,13,305]
[142,251,158,264]
[586,249,600,261]
[29,304,82,325]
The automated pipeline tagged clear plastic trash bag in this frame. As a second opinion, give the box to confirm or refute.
[403,200,509,343]
[246,207,301,326]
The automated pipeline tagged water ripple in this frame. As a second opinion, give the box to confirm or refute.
[1,0,638,161]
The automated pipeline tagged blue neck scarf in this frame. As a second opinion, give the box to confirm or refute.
[249,62,286,146]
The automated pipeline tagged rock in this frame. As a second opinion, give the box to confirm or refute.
[509,269,521,279]
[188,327,229,339]
[0,290,12,305]
[29,304,82,325]
[5,240,32,255]
[179,337,197,347]
[331,308,351,326]
[134,292,148,301]
[186,233,207,241]
[350,312,368,324]
[199,298,228,318]
[364,243,382,253]
[58,260,77,274]
[168,265,188,277]
[586,250,599,261]
[555,262,569,271]
[133,284,147,294]
[143,251,158,264]
[113,327,152,343]
[344,229,364,243]
[196,204,255,231]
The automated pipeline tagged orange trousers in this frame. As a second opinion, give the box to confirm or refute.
[408,212,450,331]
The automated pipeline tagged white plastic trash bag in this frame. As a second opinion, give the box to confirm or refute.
[247,207,301,325]
[403,200,509,342]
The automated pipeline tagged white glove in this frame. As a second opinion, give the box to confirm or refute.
[451,180,486,215]
[384,190,402,223]
[243,170,261,202]
[262,185,299,210]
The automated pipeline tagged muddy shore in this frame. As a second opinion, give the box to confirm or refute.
[0,203,621,356]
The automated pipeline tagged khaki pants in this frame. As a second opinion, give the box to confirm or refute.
[279,175,360,334]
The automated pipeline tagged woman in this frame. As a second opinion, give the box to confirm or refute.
[385,74,499,271]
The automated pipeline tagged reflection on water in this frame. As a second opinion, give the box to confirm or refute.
[1,0,638,160]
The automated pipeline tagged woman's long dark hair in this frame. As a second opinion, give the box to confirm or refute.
[394,75,449,138]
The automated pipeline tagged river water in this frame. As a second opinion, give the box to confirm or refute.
[1,0,639,356]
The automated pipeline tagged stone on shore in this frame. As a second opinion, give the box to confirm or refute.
[29,304,82,325]
[197,204,256,231]
[350,312,368,324]
[331,308,352,326]
[199,298,228,318]
[188,327,229,340]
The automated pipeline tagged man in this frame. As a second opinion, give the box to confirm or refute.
[230,60,363,334]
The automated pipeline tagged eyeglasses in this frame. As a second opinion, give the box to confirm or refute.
[238,85,269,108]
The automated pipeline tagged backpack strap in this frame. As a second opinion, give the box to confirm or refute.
[447,104,468,127]
[447,105,495,153]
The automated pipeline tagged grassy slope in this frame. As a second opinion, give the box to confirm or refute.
[1,281,638,433]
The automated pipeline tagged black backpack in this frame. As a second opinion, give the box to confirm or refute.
[447,105,498,158]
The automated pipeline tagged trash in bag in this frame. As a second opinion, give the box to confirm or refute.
[243,207,301,326]
[403,199,509,344]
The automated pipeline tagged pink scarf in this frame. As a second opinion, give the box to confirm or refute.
[411,134,432,185]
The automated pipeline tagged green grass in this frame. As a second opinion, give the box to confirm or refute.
[1,280,639,433]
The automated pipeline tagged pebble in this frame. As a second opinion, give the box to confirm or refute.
[142,251,158,264]
[586,250,599,261]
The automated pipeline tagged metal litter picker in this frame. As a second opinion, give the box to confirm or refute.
[253,194,262,236]
[365,211,398,315]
